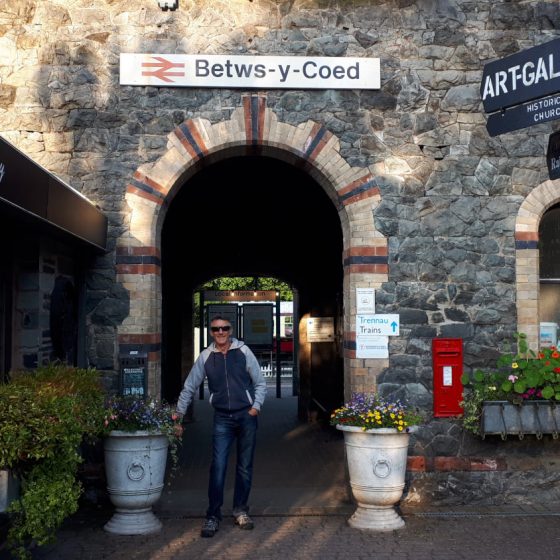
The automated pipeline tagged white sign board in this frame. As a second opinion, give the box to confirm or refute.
[120,54,380,90]
[307,317,335,342]
[356,335,388,359]
[356,314,400,336]
[356,288,375,314]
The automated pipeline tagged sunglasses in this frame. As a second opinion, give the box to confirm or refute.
[211,325,231,333]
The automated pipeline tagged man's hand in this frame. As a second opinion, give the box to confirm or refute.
[172,413,184,437]
[248,407,259,417]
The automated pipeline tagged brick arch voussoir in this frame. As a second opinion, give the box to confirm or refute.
[515,179,560,349]
[515,179,560,237]
[118,92,388,397]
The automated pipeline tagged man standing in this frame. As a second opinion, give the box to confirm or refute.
[176,314,267,538]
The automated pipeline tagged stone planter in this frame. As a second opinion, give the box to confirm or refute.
[104,431,169,535]
[336,425,410,531]
[481,401,560,439]
[0,469,19,513]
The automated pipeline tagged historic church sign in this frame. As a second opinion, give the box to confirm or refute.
[120,54,380,90]
[486,91,560,136]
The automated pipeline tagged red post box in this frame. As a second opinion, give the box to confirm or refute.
[432,338,463,417]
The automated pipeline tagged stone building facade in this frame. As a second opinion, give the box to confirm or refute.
[2,0,560,505]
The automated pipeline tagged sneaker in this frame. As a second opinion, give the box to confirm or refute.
[200,517,219,538]
[234,512,254,530]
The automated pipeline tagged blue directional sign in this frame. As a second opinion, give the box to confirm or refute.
[356,314,400,337]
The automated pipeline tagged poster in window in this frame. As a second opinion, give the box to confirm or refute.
[242,304,274,348]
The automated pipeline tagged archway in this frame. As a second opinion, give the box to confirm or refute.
[161,154,344,417]
[116,93,388,404]
[515,179,560,348]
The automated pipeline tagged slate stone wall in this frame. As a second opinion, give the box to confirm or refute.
[2,0,560,504]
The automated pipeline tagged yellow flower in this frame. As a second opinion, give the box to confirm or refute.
[512,362,519,369]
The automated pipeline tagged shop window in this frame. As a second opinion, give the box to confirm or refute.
[539,204,560,324]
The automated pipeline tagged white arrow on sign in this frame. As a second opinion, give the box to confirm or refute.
[356,314,400,336]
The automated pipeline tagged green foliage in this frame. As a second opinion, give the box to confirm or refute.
[0,363,105,559]
[202,276,293,301]
[461,333,560,435]
[8,465,81,554]
[194,276,293,325]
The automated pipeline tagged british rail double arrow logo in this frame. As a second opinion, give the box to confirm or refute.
[141,56,185,83]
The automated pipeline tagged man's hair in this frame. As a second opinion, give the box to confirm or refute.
[210,314,231,325]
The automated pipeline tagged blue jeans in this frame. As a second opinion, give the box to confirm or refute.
[207,410,258,520]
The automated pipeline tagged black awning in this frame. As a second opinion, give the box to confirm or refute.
[0,136,107,252]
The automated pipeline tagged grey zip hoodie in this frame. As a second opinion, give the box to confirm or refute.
[176,338,266,416]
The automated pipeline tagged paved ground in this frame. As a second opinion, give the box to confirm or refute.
[27,509,560,560]
[3,387,560,559]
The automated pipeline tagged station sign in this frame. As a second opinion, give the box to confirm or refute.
[356,314,400,337]
[204,290,276,302]
[486,91,560,136]
[547,131,560,181]
[120,53,380,90]
[481,38,560,114]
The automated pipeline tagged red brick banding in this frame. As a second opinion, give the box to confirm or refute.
[407,456,507,472]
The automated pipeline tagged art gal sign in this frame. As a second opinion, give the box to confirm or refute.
[481,38,560,113]
[120,54,380,90]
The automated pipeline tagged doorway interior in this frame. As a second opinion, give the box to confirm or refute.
[161,152,344,420]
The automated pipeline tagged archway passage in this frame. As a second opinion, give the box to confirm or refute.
[161,153,344,418]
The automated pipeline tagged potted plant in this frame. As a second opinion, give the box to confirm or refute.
[461,333,560,438]
[330,392,422,531]
[101,395,182,535]
[0,364,105,560]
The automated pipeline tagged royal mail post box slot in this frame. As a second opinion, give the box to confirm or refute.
[432,338,463,417]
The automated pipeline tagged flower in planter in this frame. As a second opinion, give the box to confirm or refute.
[462,332,560,405]
[329,392,422,432]
[103,395,182,470]
[461,333,560,435]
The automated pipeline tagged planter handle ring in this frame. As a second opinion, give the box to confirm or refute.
[372,458,392,478]
[127,460,146,481]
